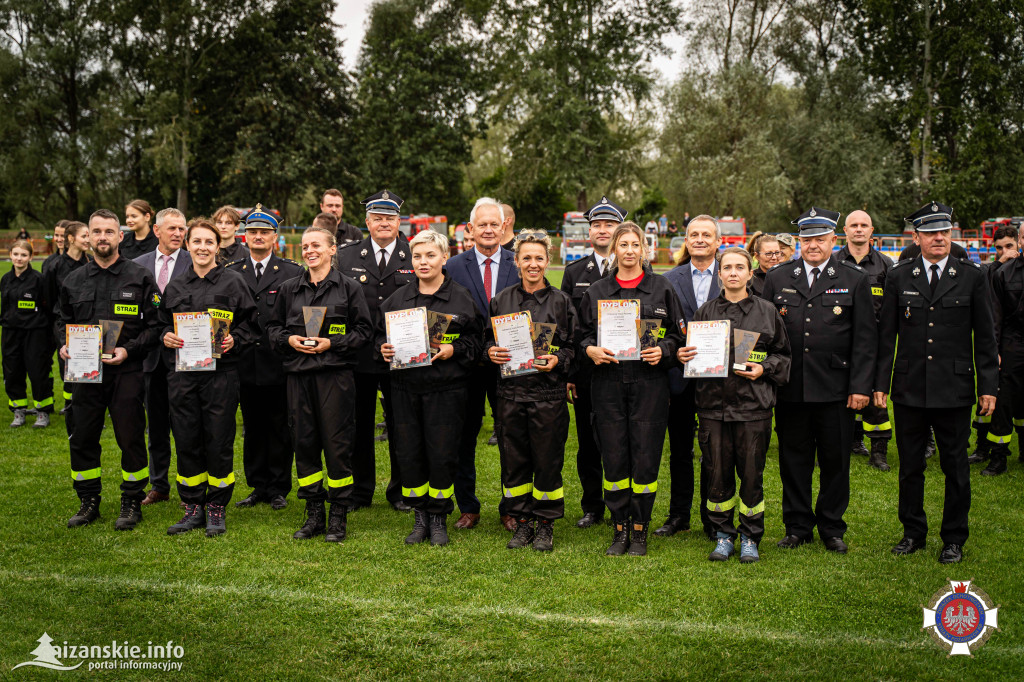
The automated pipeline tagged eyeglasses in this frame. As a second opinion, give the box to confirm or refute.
[760,251,782,259]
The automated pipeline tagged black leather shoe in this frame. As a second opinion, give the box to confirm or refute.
[391,499,412,513]
[823,536,848,554]
[891,537,925,555]
[576,511,603,528]
[605,521,629,556]
[776,534,810,549]
[850,440,869,457]
[967,448,990,464]
[235,491,266,508]
[269,495,287,510]
[653,516,690,537]
[981,455,1007,476]
[939,543,963,564]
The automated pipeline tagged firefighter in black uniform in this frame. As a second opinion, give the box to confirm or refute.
[579,221,685,557]
[321,188,365,245]
[378,230,483,546]
[835,210,894,470]
[679,247,791,563]
[266,225,373,543]
[159,219,258,536]
[213,205,251,264]
[560,196,620,528]
[969,225,1020,466]
[876,202,998,564]
[981,226,1024,476]
[2,239,54,427]
[226,207,303,509]
[57,209,161,531]
[335,190,417,512]
[760,207,876,554]
[45,221,91,424]
[486,231,577,551]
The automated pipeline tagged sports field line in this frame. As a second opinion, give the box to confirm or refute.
[3,569,1019,656]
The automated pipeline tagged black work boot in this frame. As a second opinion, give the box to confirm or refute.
[981,451,1008,476]
[68,496,101,528]
[114,495,143,531]
[850,439,869,457]
[325,504,347,542]
[605,520,630,556]
[293,500,326,539]
[507,518,535,549]
[205,503,226,537]
[405,509,429,544]
[533,519,554,552]
[429,513,450,546]
[868,439,891,471]
[627,521,649,556]
[167,503,206,535]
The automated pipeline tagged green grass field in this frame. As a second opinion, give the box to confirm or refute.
[1,262,1021,680]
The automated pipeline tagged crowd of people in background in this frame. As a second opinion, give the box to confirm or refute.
[2,190,1020,566]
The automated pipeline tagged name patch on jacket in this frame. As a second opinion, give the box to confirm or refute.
[782,288,797,294]
[442,333,460,343]
[902,290,919,296]
[825,288,849,294]
[208,308,233,321]
[328,323,346,335]
[871,286,883,296]
[18,300,35,309]
[114,304,138,315]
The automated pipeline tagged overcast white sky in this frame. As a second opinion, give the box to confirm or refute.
[332,0,682,80]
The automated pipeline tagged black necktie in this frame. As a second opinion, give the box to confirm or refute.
[378,249,387,272]
[930,264,940,294]
[255,262,263,283]
[811,267,820,287]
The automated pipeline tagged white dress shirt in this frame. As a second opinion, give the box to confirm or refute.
[802,259,828,289]
[691,261,716,308]
[372,239,397,268]
[925,255,950,283]
[250,253,272,275]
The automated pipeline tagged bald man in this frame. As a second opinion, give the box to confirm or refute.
[837,210,894,470]
[500,203,516,249]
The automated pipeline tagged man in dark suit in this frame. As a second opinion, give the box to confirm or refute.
[446,197,520,530]
[876,202,998,564]
[336,190,418,512]
[661,215,721,539]
[226,206,303,510]
[761,207,877,554]
[321,188,364,245]
[136,208,191,505]
[561,197,622,528]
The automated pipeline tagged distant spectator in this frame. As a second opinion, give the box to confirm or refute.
[644,219,658,235]
[667,220,678,237]
[15,227,30,240]
[776,233,796,261]
[501,203,516,248]
[682,212,692,228]
[659,214,668,236]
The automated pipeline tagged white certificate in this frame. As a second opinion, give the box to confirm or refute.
[597,299,640,361]
[174,312,216,372]
[65,324,102,383]
[684,320,731,379]
[386,307,431,370]
[492,311,536,378]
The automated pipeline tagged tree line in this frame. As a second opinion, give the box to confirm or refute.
[2,0,1022,234]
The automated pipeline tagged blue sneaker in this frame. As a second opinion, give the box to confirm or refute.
[739,535,760,563]
[708,533,734,561]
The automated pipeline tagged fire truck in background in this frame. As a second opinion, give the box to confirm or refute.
[717,217,748,246]
[400,214,448,239]
[560,211,591,263]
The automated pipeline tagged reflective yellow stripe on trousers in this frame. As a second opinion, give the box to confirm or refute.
[603,477,630,492]
[532,487,564,501]
[504,482,533,498]
[429,485,454,499]
[402,483,429,498]
[177,472,208,487]
[122,467,149,482]
[863,421,892,432]
[631,481,657,494]
[71,467,102,482]
[209,473,236,488]
[327,475,353,488]
[297,471,323,487]
[739,499,766,516]
[707,496,738,512]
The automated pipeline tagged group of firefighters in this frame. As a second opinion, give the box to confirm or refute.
[2,189,1019,564]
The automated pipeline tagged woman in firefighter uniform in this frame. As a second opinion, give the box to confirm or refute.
[678,247,791,563]
[579,221,685,557]
[2,240,54,428]
[485,231,577,552]
[212,205,250,264]
[266,226,372,543]
[378,230,483,547]
[159,220,258,537]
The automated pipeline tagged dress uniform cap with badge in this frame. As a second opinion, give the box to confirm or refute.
[905,201,954,232]
[361,189,403,216]
[791,206,841,237]
[584,196,627,223]
[243,204,280,230]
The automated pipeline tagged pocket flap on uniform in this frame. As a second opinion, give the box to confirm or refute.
[954,360,973,375]
[70,290,96,303]
[942,295,970,308]
[899,295,924,308]
[830,353,850,369]
[332,304,347,315]
[822,294,853,306]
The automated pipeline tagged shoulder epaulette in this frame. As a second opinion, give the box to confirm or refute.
[891,258,910,269]
[839,260,863,271]
[338,241,362,251]
[959,257,981,269]
[223,259,244,268]
[280,257,301,266]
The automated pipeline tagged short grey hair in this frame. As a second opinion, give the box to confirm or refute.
[155,207,186,225]
[469,197,505,225]
[409,229,449,258]
[686,214,720,239]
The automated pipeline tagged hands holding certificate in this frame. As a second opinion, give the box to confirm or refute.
[587,345,661,366]
[165,331,236,354]
[489,345,558,372]
[676,344,762,380]
[382,342,453,362]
